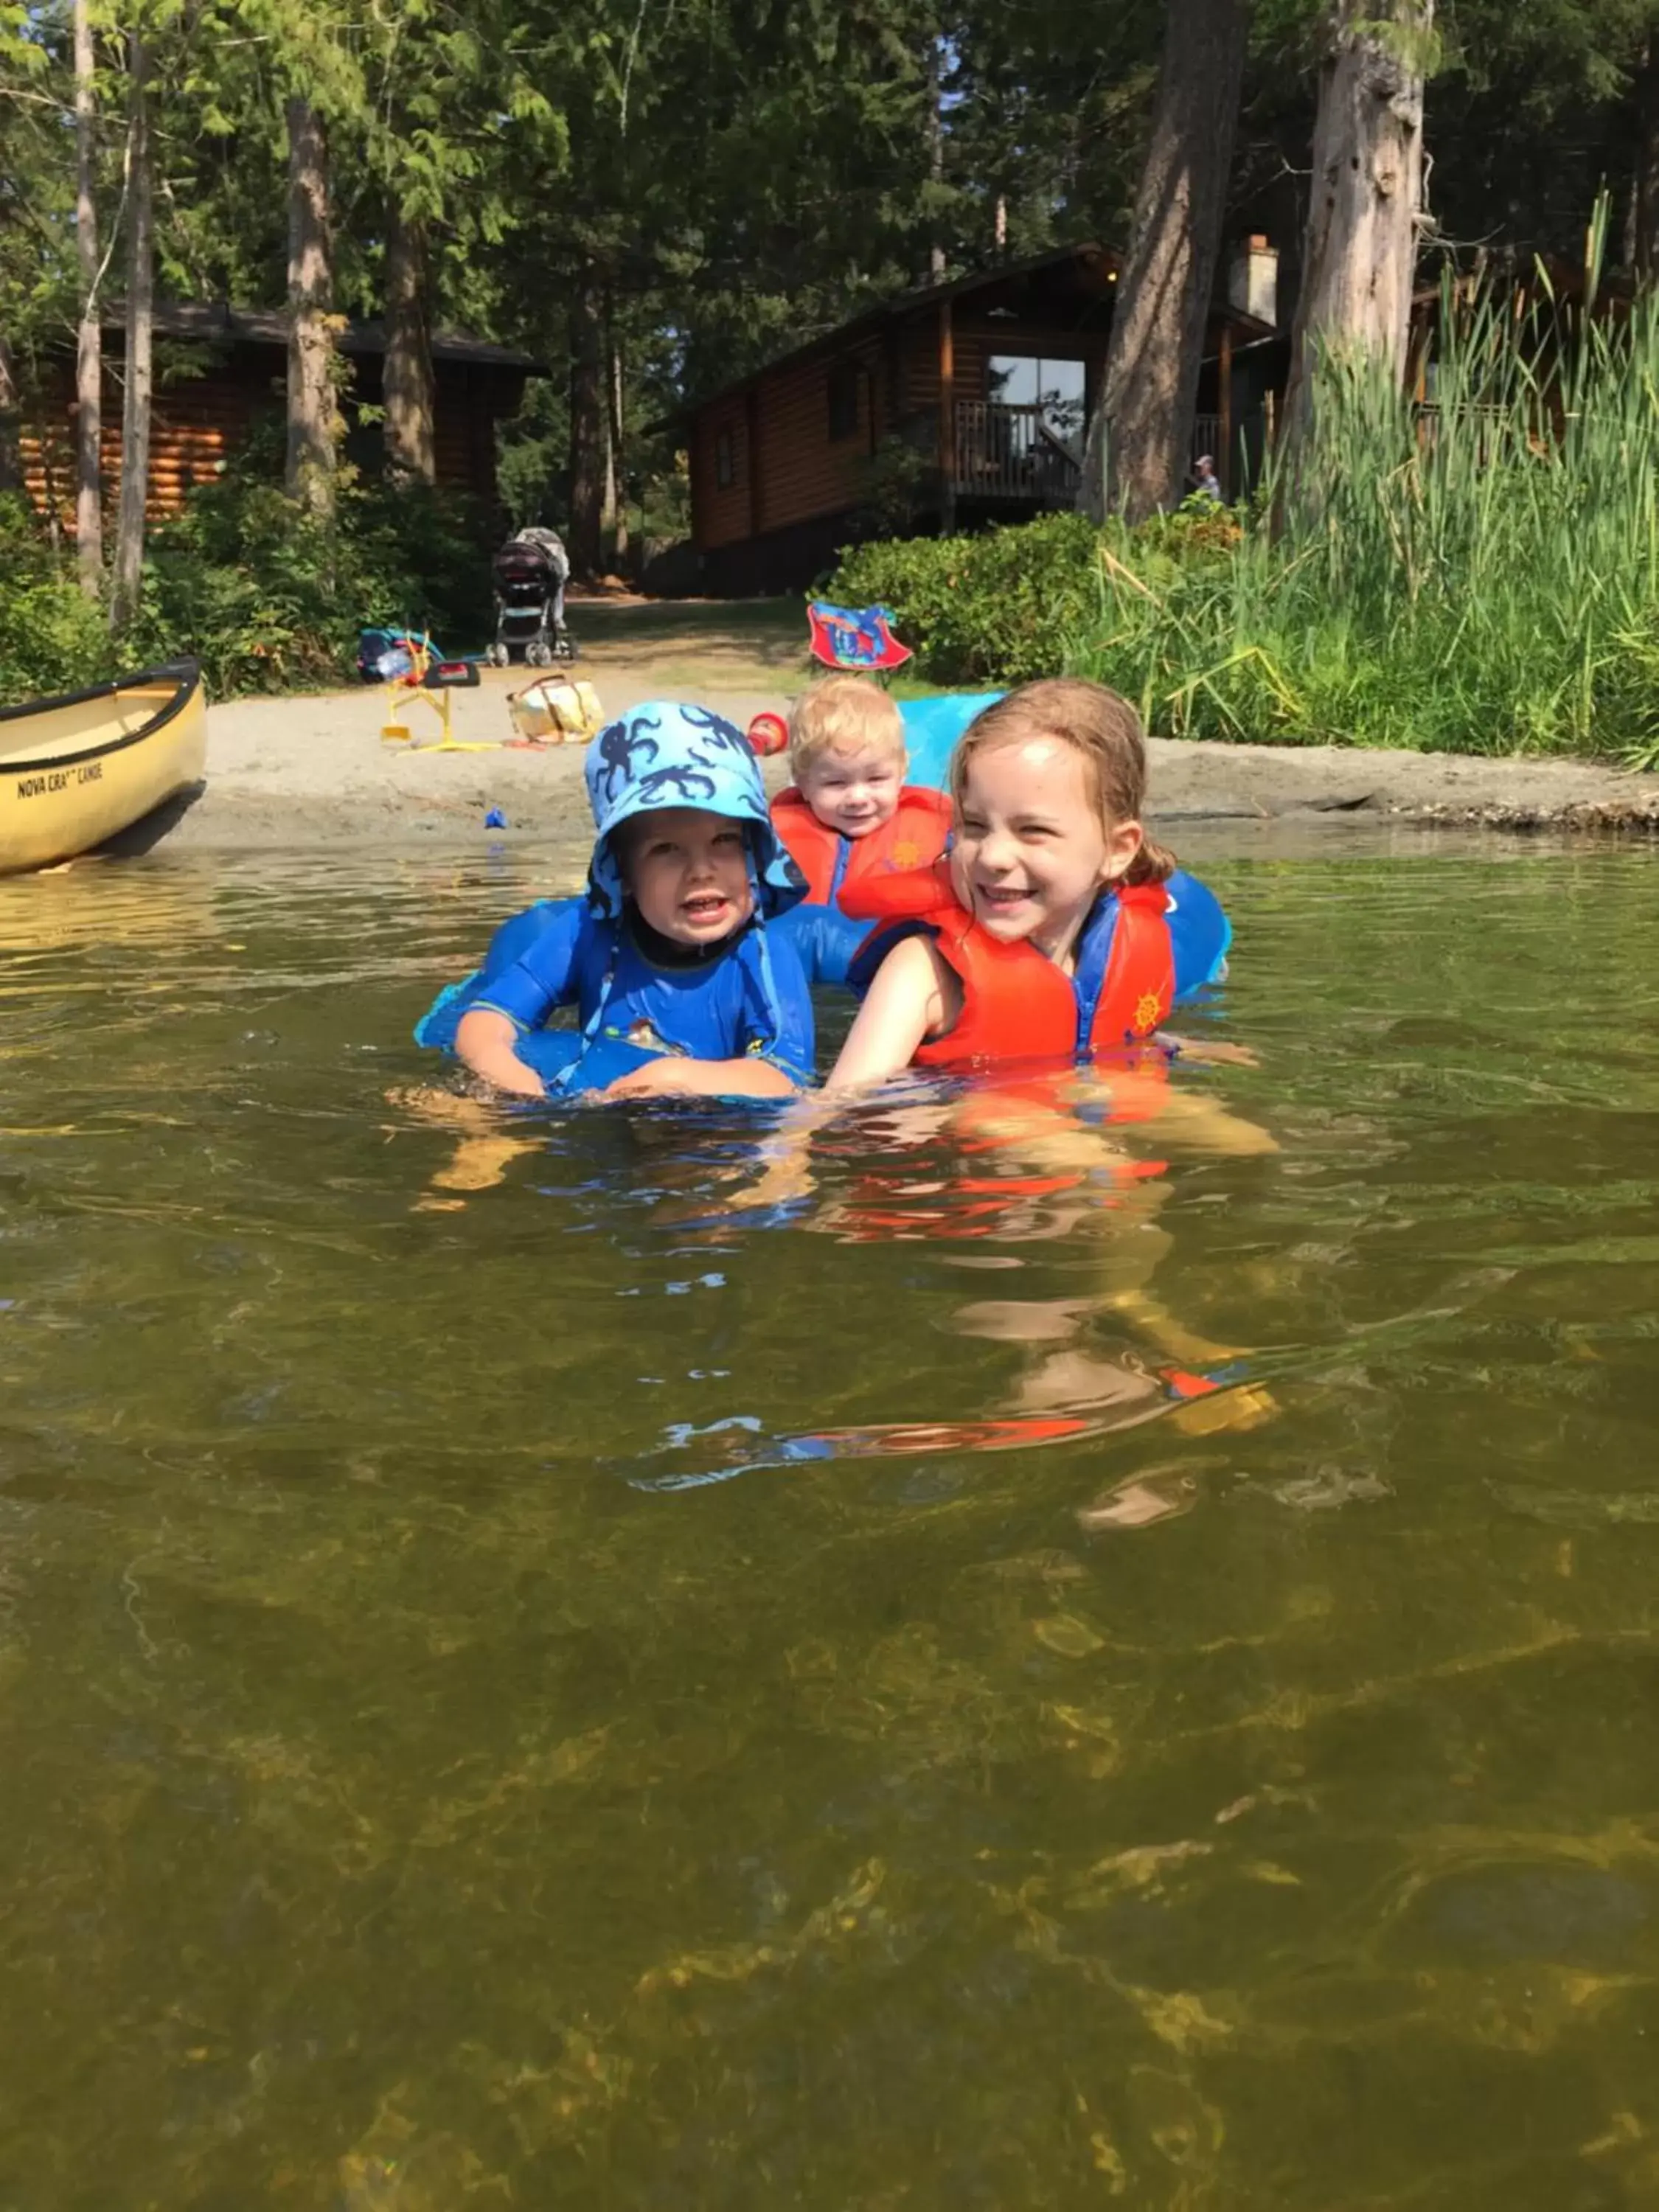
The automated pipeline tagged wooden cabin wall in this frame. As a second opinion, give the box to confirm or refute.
[689,402,752,551]
[18,347,515,531]
[372,355,516,501]
[21,359,266,527]
[748,340,883,538]
[692,336,886,552]
[689,310,1113,551]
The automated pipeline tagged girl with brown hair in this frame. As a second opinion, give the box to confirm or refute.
[827,678,1216,1089]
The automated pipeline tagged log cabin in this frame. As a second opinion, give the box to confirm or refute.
[678,240,1283,595]
[18,302,541,529]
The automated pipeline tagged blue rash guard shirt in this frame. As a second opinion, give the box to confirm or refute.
[431,897,816,1087]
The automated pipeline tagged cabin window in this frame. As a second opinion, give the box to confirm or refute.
[827,361,863,443]
[988,355,1088,447]
[714,425,736,489]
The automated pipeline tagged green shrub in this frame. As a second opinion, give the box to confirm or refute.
[830,510,1104,686]
[0,442,498,706]
[0,495,116,704]
[123,463,496,697]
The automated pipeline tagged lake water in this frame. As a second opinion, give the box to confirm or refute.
[4,844,1659,2209]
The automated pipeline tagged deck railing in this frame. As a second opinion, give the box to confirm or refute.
[944,401,1263,504]
[1191,414,1222,465]
[949,400,1081,502]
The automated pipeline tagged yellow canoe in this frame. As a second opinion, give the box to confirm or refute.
[0,659,207,875]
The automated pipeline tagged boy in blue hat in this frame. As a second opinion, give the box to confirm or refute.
[428,702,815,1102]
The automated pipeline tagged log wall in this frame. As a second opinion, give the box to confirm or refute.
[18,347,520,529]
[688,310,1107,552]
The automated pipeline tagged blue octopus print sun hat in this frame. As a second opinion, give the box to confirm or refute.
[583,701,806,919]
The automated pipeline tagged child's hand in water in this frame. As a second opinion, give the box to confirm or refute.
[453,1008,546,1096]
[485,1065,548,1098]
[600,1056,799,1102]
[1156,1031,1261,1068]
[599,1058,715,1101]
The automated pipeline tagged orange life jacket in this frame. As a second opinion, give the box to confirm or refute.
[844,862,1176,1071]
[769,785,954,910]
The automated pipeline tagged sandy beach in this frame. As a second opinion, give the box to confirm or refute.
[154,657,1659,874]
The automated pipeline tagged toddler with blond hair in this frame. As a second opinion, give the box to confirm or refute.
[769,673,952,910]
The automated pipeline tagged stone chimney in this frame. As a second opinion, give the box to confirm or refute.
[1228,234,1279,329]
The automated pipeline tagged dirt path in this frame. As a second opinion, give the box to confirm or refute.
[156,598,1659,863]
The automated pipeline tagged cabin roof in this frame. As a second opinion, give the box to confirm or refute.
[102,300,545,373]
[675,242,1276,424]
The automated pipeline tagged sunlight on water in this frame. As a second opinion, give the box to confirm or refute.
[3,844,1659,2209]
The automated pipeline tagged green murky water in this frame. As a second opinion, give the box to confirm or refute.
[4,844,1659,2210]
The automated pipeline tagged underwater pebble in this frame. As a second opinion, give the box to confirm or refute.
[1034,1613,1106,1657]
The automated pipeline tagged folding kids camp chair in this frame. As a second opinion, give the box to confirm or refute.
[806,600,913,679]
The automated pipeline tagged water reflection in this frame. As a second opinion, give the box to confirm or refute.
[392,1049,1284,1486]
[4,847,1659,2207]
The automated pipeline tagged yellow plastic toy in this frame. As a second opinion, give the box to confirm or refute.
[380,634,494,752]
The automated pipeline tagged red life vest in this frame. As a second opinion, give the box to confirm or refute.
[844,862,1176,1071]
[770,785,953,909]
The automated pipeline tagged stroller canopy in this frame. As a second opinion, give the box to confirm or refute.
[495,527,570,586]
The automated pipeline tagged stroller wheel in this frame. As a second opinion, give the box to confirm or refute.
[485,642,509,669]
[525,639,554,669]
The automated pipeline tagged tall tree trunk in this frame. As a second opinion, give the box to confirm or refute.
[1279,0,1433,451]
[108,33,153,635]
[1632,34,1659,282]
[607,325,628,568]
[38,429,64,559]
[383,197,436,484]
[74,0,102,595]
[0,332,19,493]
[285,97,335,514]
[1079,0,1250,524]
[566,271,605,580]
[927,37,947,282]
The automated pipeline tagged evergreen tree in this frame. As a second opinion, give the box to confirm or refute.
[285,96,334,512]
[0,2,63,500]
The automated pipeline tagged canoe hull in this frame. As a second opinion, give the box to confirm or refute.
[0,661,206,875]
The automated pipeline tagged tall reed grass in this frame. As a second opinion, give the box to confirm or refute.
[1078,212,1659,762]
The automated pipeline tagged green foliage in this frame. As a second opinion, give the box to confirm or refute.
[127,462,495,695]
[0,465,495,706]
[12,0,1659,696]
[830,512,1106,686]
[830,260,1659,764]
[850,436,939,538]
[0,495,116,702]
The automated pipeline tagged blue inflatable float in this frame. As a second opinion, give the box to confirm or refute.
[899,692,1003,790]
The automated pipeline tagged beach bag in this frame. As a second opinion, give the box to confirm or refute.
[508,678,605,743]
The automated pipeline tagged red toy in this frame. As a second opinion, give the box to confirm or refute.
[747,710,789,757]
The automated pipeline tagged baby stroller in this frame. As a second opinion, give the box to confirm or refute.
[487,526,576,667]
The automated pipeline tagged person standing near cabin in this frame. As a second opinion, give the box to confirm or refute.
[770,675,953,912]
[1192,453,1222,503]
